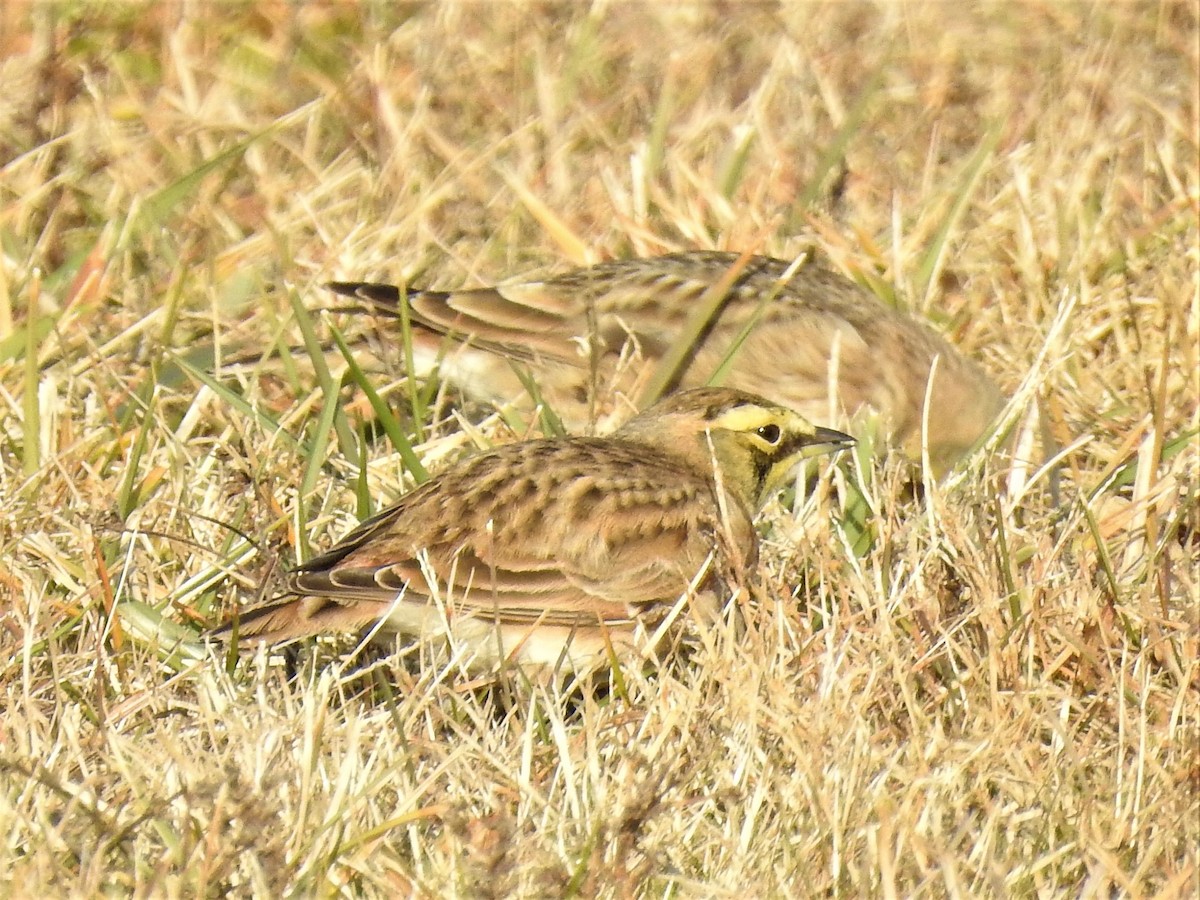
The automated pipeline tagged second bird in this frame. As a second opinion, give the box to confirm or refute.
[330,251,1005,476]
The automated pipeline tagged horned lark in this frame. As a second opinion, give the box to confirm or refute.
[209,387,853,673]
[329,251,1004,476]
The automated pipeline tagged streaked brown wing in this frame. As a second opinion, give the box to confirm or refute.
[288,523,705,629]
[329,253,878,382]
[328,281,585,365]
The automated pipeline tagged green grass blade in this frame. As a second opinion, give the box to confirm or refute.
[1081,501,1122,606]
[1088,425,1198,500]
[352,421,371,521]
[286,286,357,458]
[718,126,756,201]
[914,123,1003,301]
[793,67,885,217]
[156,257,189,349]
[393,283,428,442]
[328,321,428,482]
[639,251,757,406]
[297,380,342,562]
[116,368,158,519]
[510,364,567,437]
[646,72,674,178]
[124,113,300,238]
[22,276,42,477]
[0,314,52,364]
[991,494,1023,622]
[704,255,810,386]
[174,356,305,451]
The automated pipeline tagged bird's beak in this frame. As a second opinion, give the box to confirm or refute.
[798,426,856,459]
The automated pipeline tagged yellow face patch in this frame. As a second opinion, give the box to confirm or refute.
[702,400,853,506]
[708,403,817,453]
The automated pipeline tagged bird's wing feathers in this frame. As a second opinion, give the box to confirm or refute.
[283,526,698,629]
[263,442,719,634]
[328,280,585,364]
[328,253,887,380]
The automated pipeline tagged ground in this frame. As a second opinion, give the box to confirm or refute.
[0,3,1196,897]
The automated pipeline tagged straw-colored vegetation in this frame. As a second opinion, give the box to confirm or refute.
[1,3,1196,896]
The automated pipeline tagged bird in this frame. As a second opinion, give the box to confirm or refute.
[208,387,854,674]
[328,250,1005,477]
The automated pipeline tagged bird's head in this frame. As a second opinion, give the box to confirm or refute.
[618,387,855,510]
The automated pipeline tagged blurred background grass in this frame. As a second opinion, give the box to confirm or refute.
[0,2,1196,896]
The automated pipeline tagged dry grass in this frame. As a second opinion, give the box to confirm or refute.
[1,2,1197,896]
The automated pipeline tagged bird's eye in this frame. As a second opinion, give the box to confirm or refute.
[756,423,782,445]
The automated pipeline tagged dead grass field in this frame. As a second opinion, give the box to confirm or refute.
[1,2,1197,897]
